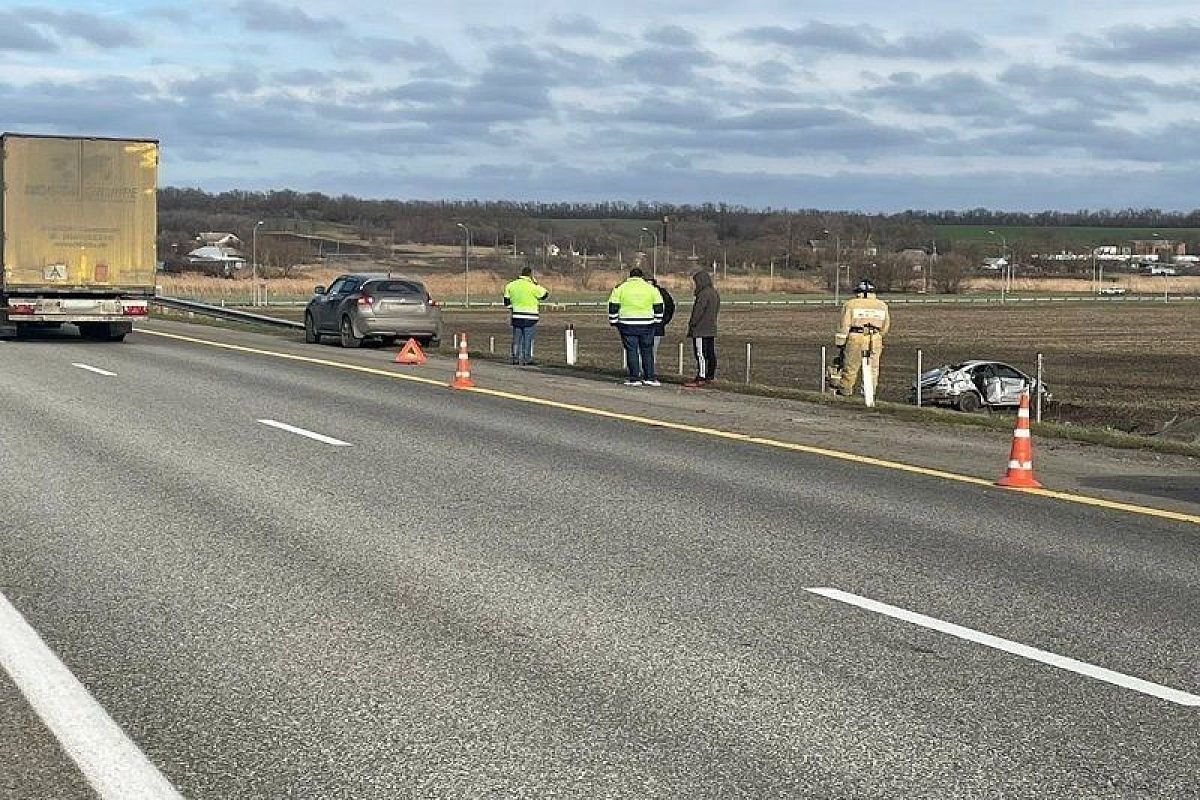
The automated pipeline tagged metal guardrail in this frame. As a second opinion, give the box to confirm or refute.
[152,296,304,329]
[157,293,1200,315]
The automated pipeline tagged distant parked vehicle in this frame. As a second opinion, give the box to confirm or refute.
[304,273,442,348]
[912,360,1049,413]
[1098,286,1127,296]
[1149,266,1177,276]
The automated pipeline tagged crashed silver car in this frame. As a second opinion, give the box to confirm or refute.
[911,360,1049,413]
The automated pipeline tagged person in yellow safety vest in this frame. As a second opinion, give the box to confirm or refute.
[608,267,665,386]
[503,267,549,366]
[834,278,891,397]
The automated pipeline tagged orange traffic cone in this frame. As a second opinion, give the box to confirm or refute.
[996,390,1042,488]
[450,333,475,389]
[394,338,427,365]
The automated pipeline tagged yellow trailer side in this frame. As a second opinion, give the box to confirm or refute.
[1,134,158,293]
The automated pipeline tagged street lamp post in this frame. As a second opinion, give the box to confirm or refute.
[641,227,658,278]
[823,229,842,305]
[252,220,264,282]
[456,223,471,307]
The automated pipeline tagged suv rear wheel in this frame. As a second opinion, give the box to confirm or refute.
[339,315,362,348]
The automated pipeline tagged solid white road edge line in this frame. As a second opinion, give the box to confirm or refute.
[0,591,184,799]
[257,418,352,447]
[71,363,117,377]
[805,587,1200,707]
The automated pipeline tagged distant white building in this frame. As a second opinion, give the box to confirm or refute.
[187,242,246,276]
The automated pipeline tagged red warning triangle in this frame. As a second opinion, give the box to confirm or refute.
[394,338,427,365]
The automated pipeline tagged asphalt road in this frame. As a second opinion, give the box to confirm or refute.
[1,326,1197,799]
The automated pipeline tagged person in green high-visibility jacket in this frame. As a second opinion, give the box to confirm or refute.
[503,267,549,365]
[607,267,665,386]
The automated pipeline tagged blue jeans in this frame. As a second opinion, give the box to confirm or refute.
[511,324,536,363]
[619,326,656,380]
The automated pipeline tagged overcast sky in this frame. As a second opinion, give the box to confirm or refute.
[2,0,1199,211]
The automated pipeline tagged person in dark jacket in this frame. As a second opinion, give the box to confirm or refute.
[683,270,720,387]
[648,277,675,363]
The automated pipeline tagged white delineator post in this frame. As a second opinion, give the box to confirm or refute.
[678,341,684,375]
[820,345,827,393]
[1036,352,1044,423]
[862,336,877,408]
[489,336,495,354]
[916,349,923,407]
[745,342,752,384]
[565,325,577,365]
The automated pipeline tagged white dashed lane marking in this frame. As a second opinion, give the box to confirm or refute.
[0,591,184,798]
[807,587,1200,707]
[71,363,117,377]
[257,418,352,447]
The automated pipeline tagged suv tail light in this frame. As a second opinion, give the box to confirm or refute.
[356,294,375,307]
[426,295,439,308]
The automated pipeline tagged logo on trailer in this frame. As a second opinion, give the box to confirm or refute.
[44,264,68,281]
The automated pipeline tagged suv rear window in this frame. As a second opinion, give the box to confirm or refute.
[368,280,426,296]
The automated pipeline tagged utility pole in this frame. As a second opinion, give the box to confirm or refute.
[456,223,471,307]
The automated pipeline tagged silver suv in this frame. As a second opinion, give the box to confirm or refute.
[305,273,443,348]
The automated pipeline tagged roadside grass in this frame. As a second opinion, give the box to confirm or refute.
[149,303,1200,459]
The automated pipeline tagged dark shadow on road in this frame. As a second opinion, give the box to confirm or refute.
[3,325,102,344]
[1079,475,1200,504]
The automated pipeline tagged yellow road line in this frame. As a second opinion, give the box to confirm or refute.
[137,327,1200,527]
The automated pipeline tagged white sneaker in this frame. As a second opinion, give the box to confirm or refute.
[642,379,661,387]
[623,379,642,386]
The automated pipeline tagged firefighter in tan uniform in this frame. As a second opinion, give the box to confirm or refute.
[834,279,891,398]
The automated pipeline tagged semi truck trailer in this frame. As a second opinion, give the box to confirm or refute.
[1,133,158,341]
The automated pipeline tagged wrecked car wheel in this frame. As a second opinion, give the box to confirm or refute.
[956,391,983,413]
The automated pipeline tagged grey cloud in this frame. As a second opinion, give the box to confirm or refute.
[971,119,1200,163]
[168,69,262,99]
[332,36,461,76]
[394,45,560,128]
[271,69,366,88]
[862,71,1014,119]
[0,77,161,132]
[594,97,717,128]
[1068,20,1200,63]
[739,22,983,60]
[0,75,494,160]
[546,14,619,41]
[364,80,462,104]
[16,7,141,47]
[748,59,798,85]
[225,159,1200,212]
[644,25,698,48]
[465,25,524,42]
[231,0,343,35]
[0,11,58,51]
[618,47,717,86]
[1000,63,1200,112]
[583,106,934,159]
